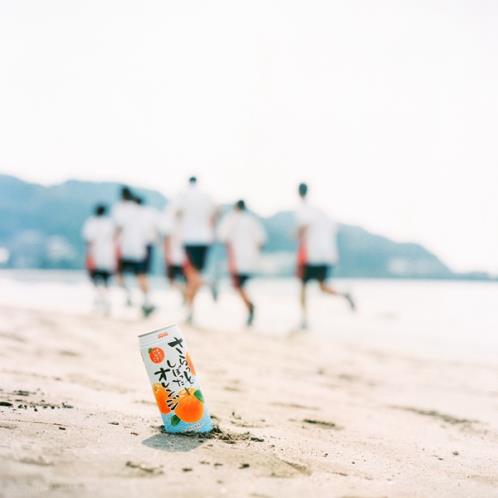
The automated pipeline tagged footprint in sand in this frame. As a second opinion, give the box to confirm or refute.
[391,405,478,426]
[230,411,268,429]
[271,401,319,411]
[58,350,80,357]
[66,373,130,394]
[263,455,311,478]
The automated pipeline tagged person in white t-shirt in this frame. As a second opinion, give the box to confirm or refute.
[218,200,267,327]
[172,176,218,323]
[82,204,116,314]
[112,186,135,289]
[296,182,355,329]
[159,204,187,300]
[135,196,160,275]
[112,186,155,317]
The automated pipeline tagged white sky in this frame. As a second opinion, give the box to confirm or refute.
[1,1,498,273]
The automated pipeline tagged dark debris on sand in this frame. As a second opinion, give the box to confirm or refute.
[302,418,341,430]
[391,406,478,426]
[125,461,163,475]
[2,390,74,411]
[159,424,265,444]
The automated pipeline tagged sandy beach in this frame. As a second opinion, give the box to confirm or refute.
[1,293,498,498]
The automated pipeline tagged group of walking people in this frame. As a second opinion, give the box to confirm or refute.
[82,176,355,329]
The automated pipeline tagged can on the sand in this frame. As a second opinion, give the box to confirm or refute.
[139,324,212,433]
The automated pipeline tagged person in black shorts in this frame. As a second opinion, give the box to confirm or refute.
[217,200,267,327]
[167,264,185,282]
[113,190,156,317]
[184,245,209,273]
[119,258,147,276]
[296,182,355,330]
[160,204,188,303]
[301,264,331,285]
[90,269,112,287]
[173,176,217,324]
[134,196,157,275]
[82,204,116,315]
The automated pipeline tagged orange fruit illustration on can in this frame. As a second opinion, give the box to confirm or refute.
[148,347,165,364]
[186,352,196,376]
[171,388,204,425]
[152,383,170,414]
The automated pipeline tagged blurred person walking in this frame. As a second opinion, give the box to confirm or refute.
[172,176,217,324]
[296,182,355,330]
[112,185,135,301]
[113,190,156,317]
[135,196,160,276]
[160,204,187,302]
[82,204,116,315]
[217,200,267,327]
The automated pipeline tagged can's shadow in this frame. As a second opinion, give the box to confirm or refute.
[142,433,205,452]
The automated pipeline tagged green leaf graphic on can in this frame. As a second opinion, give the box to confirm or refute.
[194,389,204,402]
[171,414,181,426]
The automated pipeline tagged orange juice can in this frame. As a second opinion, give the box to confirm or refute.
[139,324,212,433]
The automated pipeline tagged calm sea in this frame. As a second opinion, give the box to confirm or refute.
[1,269,497,362]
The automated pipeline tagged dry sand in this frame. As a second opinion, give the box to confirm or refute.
[1,304,497,498]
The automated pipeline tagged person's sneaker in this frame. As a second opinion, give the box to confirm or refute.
[209,279,219,303]
[141,304,156,318]
[246,303,255,327]
[185,310,194,325]
[343,292,356,312]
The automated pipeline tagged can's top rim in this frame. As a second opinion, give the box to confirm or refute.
[138,323,177,338]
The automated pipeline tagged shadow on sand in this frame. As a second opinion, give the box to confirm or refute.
[142,432,205,452]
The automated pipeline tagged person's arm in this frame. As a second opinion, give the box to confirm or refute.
[209,197,220,228]
[159,209,173,259]
[114,225,122,242]
[151,208,161,242]
[171,194,184,220]
[295,205,311,240]
[256,220,267,249]
[296,214,308,240]
[81,221,94,269]
[216,213,230,243]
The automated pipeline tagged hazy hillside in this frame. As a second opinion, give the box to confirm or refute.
[0,175,165,269]
[0,174,459,279]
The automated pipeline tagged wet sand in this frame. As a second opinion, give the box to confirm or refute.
[1,304,497,498]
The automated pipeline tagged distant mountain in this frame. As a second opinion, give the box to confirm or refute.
[0,175,165,270]
[0,174,478,279]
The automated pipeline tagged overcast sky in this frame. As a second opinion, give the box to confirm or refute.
[1,1,498,273]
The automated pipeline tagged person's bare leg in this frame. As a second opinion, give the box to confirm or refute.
[185,268,202,323]
[300,282,308,329]
[138,274,155,316]
[318,281,356,311]
[100,281,111,316]
[169,278,187,304]
[137,273,149,294]
[236,287,254,327]
[116,271,132,306]
[318,281,339,295]
[186,270,202,303]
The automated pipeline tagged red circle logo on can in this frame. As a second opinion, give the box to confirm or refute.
[148,347,165,364]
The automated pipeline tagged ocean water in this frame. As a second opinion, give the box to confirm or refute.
[1,269,497,362]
